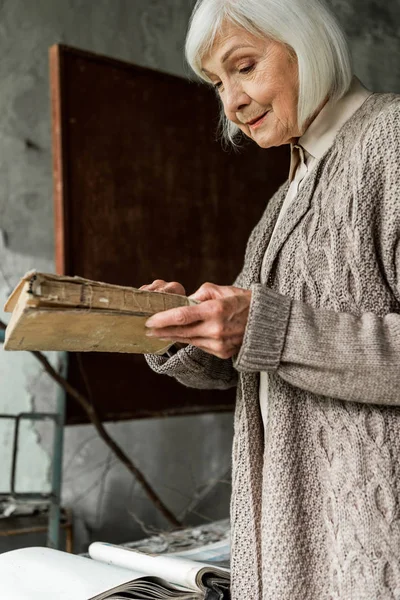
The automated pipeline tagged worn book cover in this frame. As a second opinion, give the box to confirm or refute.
[3,271,194,354]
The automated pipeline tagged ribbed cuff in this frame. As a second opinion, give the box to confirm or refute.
[145,353,171,373]
[145,345,217,378]
[234,284,291,373]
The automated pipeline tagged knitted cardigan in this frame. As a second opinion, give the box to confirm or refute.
[146,92,400,600]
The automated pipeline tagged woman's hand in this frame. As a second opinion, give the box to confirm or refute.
[145,282,252,359]
[140,279,186,296]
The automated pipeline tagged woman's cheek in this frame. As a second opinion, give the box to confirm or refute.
[239,124,251,138]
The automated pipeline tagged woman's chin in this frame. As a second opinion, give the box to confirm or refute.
[251,129,290,149]
[241,125,283,148]
[250,133,276,149]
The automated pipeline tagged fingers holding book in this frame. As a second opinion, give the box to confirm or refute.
[140,280,186,296]
[145,282,252,360]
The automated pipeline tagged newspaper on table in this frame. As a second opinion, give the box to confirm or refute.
[0,525,230,599]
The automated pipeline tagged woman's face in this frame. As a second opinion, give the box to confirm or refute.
[201,22,301,148]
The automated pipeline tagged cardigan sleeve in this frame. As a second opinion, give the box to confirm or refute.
[145,344,238,390]
[234,284,400,405]
[235,99,400,405]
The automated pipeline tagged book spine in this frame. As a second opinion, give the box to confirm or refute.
[29,279,190,315]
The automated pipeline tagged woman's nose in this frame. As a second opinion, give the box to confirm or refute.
[223,83,250,115]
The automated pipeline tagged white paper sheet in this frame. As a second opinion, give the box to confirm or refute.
[0,546,143,600]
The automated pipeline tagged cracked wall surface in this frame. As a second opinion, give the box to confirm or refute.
[0,0,399,552]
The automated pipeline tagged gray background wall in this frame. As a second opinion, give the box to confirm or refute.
[0,0,399,553]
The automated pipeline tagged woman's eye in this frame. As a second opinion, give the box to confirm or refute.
[239,65,254,74]
[214,82,223,90]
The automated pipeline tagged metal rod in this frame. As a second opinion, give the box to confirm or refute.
[7,413,58,497]
[10,416,20,495]
[47,353,67,550]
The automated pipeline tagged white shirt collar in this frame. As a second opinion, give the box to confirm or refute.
[297,76,372,161]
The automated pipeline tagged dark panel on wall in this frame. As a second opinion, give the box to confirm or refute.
[50,44,288,424]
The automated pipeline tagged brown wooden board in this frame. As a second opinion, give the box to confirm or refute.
[49,44,288,424]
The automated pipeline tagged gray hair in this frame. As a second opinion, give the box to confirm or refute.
[185,0,353,145]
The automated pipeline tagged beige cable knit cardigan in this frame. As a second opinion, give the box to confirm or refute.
[146,92,400,600]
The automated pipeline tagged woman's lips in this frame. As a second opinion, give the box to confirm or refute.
[248,111,269,129]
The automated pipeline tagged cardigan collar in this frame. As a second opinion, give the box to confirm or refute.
[292,76,372,163]
[260,82,375,287]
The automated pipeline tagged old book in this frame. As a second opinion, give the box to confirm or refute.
[3,271,195,354]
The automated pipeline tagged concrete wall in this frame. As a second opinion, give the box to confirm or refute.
[0,0,233,553]
[0,0,399,553]
[332,0,400,92]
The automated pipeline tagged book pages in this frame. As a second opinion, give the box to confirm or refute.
[0,547,142,600]
[89,542,229,594]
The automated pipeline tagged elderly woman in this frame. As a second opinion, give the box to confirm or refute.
[141,0,400,598]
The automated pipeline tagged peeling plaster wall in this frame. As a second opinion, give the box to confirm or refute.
[0,0,399,553]
[0,229,55,496]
